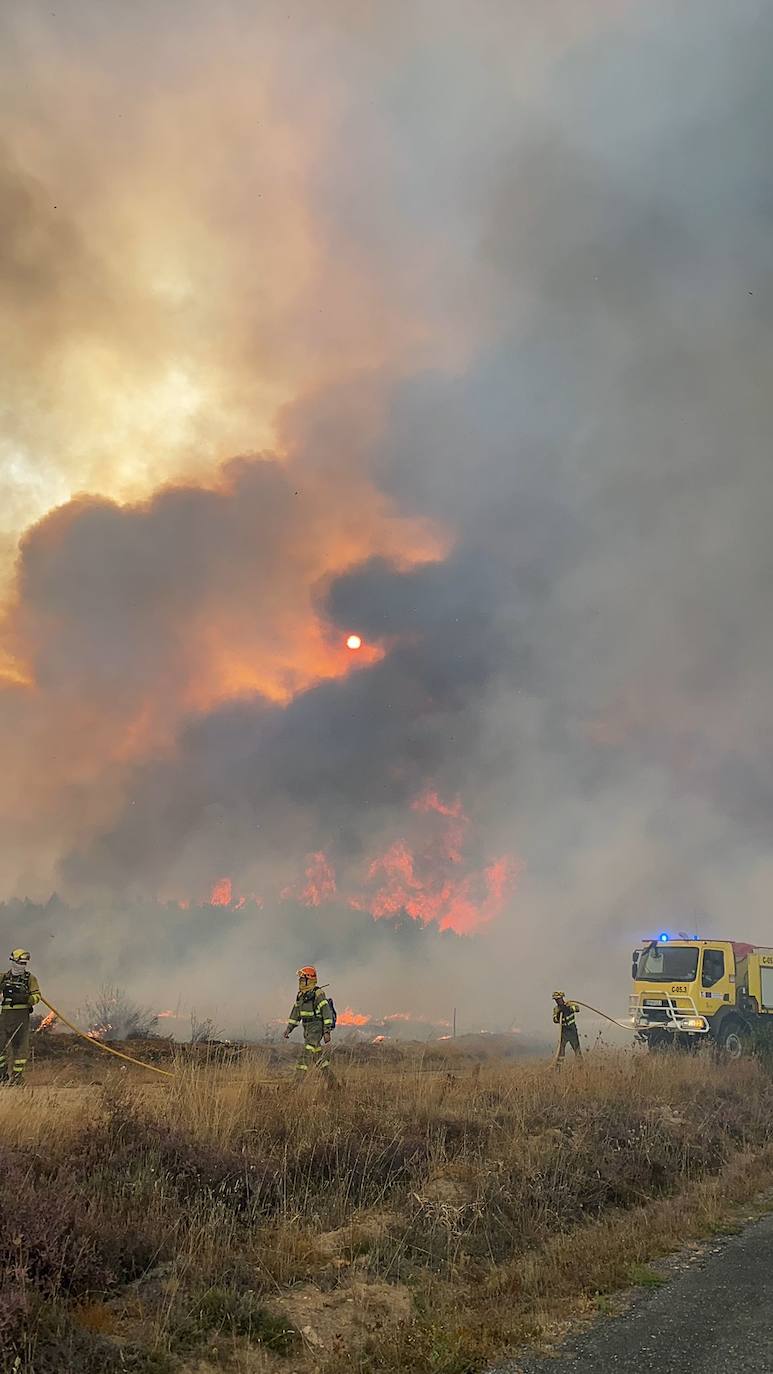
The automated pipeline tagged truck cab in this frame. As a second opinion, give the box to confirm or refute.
[630,938,749,1055]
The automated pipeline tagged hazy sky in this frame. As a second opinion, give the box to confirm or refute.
[2,1,773,1029]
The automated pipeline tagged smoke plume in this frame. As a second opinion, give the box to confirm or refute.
[2,0,773,1033]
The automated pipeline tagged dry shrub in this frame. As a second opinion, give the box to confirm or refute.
[3,1048,773,1373]
[0,1145,114,1300]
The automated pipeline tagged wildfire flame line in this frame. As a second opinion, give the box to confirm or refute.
[209,877,232,907]
[336,1006,370,1027]
[200,787,519,935]
[280,851,337,907]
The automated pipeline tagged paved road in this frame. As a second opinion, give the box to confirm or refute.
[494,1212,773,1373]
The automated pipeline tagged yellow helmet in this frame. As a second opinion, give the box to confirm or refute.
[10,949,30,964]
[552,990,564,1000]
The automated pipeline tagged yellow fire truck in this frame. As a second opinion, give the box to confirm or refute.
[630,935,773,1058]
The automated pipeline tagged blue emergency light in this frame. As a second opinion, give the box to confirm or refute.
[658,932,669,943]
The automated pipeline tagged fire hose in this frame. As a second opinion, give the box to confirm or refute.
[553,998,637,1064]
[39,996,177,1077]
[571,999,637,1033]
[37,995,281,1084]
[32,992,635,1081]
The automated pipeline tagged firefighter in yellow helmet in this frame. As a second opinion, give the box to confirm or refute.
[553,990,582,1063]
[284,966,334,1072]
[0,950,40,1085]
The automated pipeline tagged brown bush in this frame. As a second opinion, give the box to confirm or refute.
[3,1048,773,1373]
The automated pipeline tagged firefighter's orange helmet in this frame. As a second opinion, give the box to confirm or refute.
[298,966,317,980]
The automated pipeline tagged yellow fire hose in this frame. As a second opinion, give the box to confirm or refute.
[39,996,177,1077]
[37,995,283,1084]
[572,999,638,1033]
[552,998,636,1065]
[33,992,635,1082]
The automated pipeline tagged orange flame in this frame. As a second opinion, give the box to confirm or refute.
[348,789,519,933]
[281,851,337,907]
[352,842,518,934]
[411,788,468,863]
[411,789,464,820]
[36,1009,57,1033]
[190,791,518,935]
[336,1006,371,1027]
[209,877,232,907]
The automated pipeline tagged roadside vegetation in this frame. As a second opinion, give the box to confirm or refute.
[3,1046,773,1373]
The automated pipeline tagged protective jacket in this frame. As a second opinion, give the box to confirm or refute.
[553,999,579,1027]
[286,987,333,1035]
[0,968,40,1012]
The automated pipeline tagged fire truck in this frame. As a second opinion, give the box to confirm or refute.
[630,935,773,1058]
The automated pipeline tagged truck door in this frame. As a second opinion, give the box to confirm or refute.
[759,964,773,1011]
[698,947,732,1017]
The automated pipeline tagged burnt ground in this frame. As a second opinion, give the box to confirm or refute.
[28,1028,547,1079]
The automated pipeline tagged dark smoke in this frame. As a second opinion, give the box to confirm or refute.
[3,0,773,1031]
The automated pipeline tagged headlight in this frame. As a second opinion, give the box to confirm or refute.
[680,1017,704,1029]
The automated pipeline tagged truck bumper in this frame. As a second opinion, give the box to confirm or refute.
[630,995,709,1035]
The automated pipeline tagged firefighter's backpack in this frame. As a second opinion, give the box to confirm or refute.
[1,971,30,1009]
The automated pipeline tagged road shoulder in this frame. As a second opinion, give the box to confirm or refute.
[490,1202,773,1374]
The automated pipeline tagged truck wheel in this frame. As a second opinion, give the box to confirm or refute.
[717,1018,751,1060]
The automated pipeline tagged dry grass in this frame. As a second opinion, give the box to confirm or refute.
[3,1046,773,1373]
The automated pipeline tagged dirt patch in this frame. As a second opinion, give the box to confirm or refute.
[418,1163,480,1207]
[71,1301,121,1335]
[317,1209,397,1261]
[272,1279,412,1360]
[180,1358,276,1374]
[182,1357,276,1374]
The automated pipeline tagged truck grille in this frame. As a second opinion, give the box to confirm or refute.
[639,1006,671,1024]
[629,993,708,1033]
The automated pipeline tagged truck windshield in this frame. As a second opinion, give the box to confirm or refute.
[636,945,699,983]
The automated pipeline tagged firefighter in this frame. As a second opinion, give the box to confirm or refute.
[283,966,333,1072]
[553,990,582,1063]
[0,949,40,1085]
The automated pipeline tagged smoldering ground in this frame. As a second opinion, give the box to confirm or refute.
[2,1,773,1032]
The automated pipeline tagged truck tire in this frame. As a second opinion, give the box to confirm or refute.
[717,1017,751,1060]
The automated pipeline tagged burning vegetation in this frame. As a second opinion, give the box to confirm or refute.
[209,878,233,908]
[81,986,160,1043]
[200,788,519,937]
[280,851,337,908]
[336,1007,370,1027]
